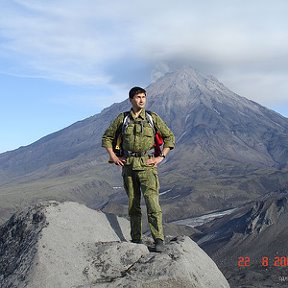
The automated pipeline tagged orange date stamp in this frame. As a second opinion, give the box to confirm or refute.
[238,256,288,267]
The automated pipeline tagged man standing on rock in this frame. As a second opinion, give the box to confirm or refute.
[102,86,175,252]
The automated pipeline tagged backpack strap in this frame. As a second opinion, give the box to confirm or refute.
[112,111,129,155]
[145,110,156,133]
[121,111,131,134]
[122,110,155,134]
[146,111,164,156]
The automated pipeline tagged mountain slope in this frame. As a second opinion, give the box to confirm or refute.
[195,190,288,287]
[147,68,288,169]
[1,67,287,181]
[0,66,287,223]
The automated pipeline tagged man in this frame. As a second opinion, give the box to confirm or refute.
[102,86,175,252]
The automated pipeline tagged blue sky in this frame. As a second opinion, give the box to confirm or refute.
[1,0,288,153]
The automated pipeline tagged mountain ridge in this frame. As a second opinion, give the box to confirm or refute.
[1,67,287,177]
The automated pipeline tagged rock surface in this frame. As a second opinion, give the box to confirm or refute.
[0,201,230,288]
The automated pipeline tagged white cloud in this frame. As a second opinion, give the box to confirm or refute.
[0,0,288,115]
[221,72,288,107]
[0,0,138,85]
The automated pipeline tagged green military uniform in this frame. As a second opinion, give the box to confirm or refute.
[102,109,175,242]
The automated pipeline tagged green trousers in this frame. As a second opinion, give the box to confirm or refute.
[122,165,164,241]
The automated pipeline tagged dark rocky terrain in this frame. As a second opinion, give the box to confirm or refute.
[0,204,46,287]
[192,188,288,287]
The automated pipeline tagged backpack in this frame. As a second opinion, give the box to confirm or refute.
[113,111,163,157]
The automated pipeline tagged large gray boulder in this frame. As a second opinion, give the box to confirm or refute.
[0,201,229,288]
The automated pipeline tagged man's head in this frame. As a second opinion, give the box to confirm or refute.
[129,86,146,99]
[129,86,146,112]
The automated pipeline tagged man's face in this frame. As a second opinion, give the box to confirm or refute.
[130,92,146,111]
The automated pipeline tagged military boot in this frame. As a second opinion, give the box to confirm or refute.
[155,238,165,252]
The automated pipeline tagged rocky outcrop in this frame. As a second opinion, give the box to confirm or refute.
[0,204,46,287]
[0,201,230,288]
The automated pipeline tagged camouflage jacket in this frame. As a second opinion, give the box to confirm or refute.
[102,108,175,155]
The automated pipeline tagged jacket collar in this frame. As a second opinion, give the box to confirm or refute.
[130,108,146,120]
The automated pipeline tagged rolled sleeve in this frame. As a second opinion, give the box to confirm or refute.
[102,113,124,148]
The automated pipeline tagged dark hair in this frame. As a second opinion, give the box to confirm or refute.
[129,86,146,99]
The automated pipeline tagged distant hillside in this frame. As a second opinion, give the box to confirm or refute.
[195,190,288,287]
[0,67,288,224]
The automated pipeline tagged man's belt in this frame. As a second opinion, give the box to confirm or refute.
[124,151,149,157]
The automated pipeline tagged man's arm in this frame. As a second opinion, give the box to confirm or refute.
[105,147,126,166]
[102,113,126,166]
[145,146,170,167]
